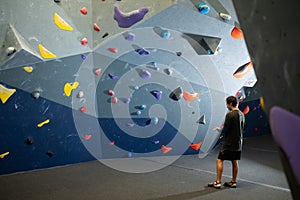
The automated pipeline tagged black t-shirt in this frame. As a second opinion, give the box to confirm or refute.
[221,110,245,151]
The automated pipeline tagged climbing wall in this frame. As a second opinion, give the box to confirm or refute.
[0,0,256,174]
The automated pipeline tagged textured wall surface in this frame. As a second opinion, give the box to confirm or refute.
[0,0,263,174]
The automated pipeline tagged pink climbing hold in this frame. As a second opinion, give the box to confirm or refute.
[111,96,118,103]
[109,141,115,145]
[108,47,118,53]
[108,90,115,96]
[84,134,92,140]
[94,68,102,76]
[81,38,88,45]
[80,7,88,15]
[94,23,101,31]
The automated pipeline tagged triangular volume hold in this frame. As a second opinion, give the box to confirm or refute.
[0,24,42,70]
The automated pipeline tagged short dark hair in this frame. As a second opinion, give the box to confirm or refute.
[226,96,238,107]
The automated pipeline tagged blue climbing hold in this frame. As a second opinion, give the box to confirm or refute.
[198,2,210,14]
[151,117,159,125]
[161,30,171,39]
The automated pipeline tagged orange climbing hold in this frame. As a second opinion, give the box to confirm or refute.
[231,26,244,39]
[190,142,202,151]
[233,61,253,78]
[161,145,172,154]
[183,91,199,102]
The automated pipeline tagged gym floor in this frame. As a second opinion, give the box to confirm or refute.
[0,134,292,200]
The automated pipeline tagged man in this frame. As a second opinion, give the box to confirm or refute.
[208,96,245,189]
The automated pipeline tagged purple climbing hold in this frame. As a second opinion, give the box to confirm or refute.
[108,73,118,79]
[127,122,135,127]
[139,69,151,79]
[136,48,149,55]
[123,98,131,104]
[113,6,149,28]
[81,54,87,60]
[151,90,162,100]
[125,32,135,41]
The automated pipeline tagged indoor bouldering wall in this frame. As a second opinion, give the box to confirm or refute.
[0,0,262,174]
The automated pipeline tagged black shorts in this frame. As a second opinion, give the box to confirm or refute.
[218,150,241,160]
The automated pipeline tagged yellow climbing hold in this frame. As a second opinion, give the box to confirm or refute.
[54,12,73,31]
[260,96,266,113]
[38,44,56,59]
[0,152,9,159]
[37,119,50,128]
[64,82,79,97]
[23,66,33,73]
[0,84,16,104]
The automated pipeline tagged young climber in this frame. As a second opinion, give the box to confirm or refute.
[208,96,245,189]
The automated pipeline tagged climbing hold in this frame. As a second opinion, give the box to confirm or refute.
[0,84,16,104]
[176,52,182,56]
[23,66,33,73]
[151,117,158,125]
[122,98,131,104]
[64,82,79,96]
[151,90,162,100]
[243,105,250,115]
[80,106,87,113]
[108,73,118,79]
[6,47,16,56]
[31,91,41,99]
[127,123,135,127]
[152,140,159,144]
[46,151,54,157]
[77,90,84,98]
[161,30,171,39]
[260,96,266,112]
[37,119,50,128]
[139,69,151,79]
[219,12,231,20]
[136,48,149,55]
[94,68,102,76]
[94,23,100,31]
[81,38,88,45]
[198,2,210,14]
[111,96,118,104]
[54,0,60,3]
[254,127,258,132]
[25,137,34,145]
[161,145,172,154]
[233,61,253,78]
[81,54,87,60]
[136,110,141,115]
[139,104,147,110]
[190,141,202,151]
[183,91,200,102]
[38,44,56,59]
[54,13,73,31]
[164,68,173,75]
[102,32,109,38]
[113,6,149,28]
[108,47,118,53]
[84,134,92,140]
[128,152,132,158]
[80,7,87,15]
[133,85,139,90]
[231,26,244,39]
[197,115,206,125]
[169,87,183,101]
[109,141,115,145]
[125,32,135,41]
[0,152,9,159]
[108,90,115,96]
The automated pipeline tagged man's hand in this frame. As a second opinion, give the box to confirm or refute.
[213,127,222,132]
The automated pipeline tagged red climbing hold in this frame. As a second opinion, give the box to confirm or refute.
[94,68,102,76]
[243,105,250,115]
[231,26,244,39]
[81,38,88,45]
[80,7,87,15]
[108,90,115,96]
[94,23,101,31]
[190,142,202,151]
[84,134,92,140]
[111,96,118,103]
[81,106,87,113]
[109,141,115,145]
[108,47,118,53]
